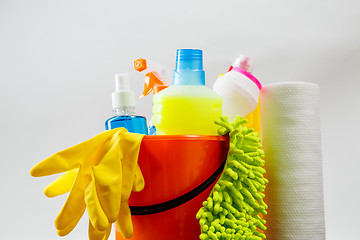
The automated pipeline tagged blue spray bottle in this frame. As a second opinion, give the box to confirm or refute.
[105,73,148,134]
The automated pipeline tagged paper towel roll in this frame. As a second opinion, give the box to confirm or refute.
[260,82,325,239]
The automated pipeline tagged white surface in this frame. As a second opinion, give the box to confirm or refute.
[261,82,325,239]
[0,0,359,239]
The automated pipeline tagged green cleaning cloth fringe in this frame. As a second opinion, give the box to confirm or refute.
[196,116,268,240]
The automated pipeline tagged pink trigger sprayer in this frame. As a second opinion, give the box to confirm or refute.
[134,58,170,135]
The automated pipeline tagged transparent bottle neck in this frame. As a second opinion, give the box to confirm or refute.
[113,106,136,116]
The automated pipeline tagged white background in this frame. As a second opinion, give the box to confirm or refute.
[1,0,359,239]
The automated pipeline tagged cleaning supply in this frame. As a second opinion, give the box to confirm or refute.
[197,116,268,240]
[116,134,229,240]
[213,55,262,122]
[134,58,171,84]
[134,58,169,135]
[153,49,223,135]
[227,55,261,133]
[105,73,148,134]
[227,55,254,72]
[244,102,261,134]
[30,128,145,240]
[134,58,171,97]
[260,82,325,239]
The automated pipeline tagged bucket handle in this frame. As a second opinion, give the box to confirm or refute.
[130,158,226,215]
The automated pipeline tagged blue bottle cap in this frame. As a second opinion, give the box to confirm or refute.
[173,49,205,85]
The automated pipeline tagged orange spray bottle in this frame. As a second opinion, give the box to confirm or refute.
[134,58,169,135]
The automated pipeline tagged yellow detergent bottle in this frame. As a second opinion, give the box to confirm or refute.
[153,49,223,135]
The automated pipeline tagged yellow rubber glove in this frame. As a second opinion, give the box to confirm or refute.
[44,167,144,240]
[44,165,144,197]
[89,221,111,240]
[45,164,144,239]
[43,169,79,198]
[30,128,145,240]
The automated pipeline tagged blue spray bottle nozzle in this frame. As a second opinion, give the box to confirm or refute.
[173,49,205,86]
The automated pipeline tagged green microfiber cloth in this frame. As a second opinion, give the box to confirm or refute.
[196,116,268,240]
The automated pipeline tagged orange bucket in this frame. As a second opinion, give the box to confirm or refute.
[116,135,229,240]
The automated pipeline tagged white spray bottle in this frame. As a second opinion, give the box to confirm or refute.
[213,55,262,121]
